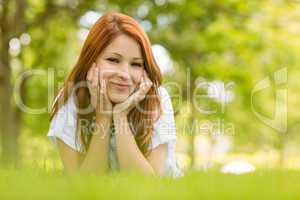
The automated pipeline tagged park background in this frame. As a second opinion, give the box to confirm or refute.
[0,0,300,199]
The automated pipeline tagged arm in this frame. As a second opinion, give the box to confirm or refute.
[113,113,168,176]
[56,62,114,175]
[79,117,111,174]
[57,116,111,175]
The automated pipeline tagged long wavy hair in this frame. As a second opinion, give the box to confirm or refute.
[49,11,163,156]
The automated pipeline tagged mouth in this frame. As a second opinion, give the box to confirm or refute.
[110,81,130,91]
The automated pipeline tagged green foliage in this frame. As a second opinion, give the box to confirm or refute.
[9,0,300,166]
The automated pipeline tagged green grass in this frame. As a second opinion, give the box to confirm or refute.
[1,168,300,199]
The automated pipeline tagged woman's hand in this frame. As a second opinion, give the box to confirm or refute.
[87,62,113,121]
[113,70,153,117]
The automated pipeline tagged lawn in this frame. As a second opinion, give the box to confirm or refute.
[1,168,300,200]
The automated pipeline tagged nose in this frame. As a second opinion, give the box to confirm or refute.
[115,63,130,81]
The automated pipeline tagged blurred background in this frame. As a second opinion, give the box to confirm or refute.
[0,0,300,174]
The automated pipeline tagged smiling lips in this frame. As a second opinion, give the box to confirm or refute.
[110,81,130,91]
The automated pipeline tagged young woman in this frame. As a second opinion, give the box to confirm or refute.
[47,11,182,177]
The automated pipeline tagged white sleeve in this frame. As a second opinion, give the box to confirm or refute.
[47,91,83,153]
[149,86,183,178]
[149,86,177,149]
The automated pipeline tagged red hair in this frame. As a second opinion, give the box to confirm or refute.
[49,11,163,155]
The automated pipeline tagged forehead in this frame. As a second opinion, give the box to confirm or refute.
[102,34,143,58]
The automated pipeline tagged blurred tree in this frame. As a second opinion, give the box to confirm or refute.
[145,0,262,168]
[0,0,98,167]
[1,0,300,170]
[131,0,300,168]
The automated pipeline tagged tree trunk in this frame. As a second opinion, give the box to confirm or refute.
[0,44,18,167]
[278,132,287,168]
[188,70,196,169]
[188,113,196,169]
[0,0,26,167]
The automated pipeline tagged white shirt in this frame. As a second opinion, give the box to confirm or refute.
[47,86,183,177]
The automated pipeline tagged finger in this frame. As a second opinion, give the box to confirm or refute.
[87,64,96,94]
[98,67,108,95]
[135,80,152,103]
[96,67,101,103]
[102,81,111,103]
[91,65,98,88]
[98,66,105,84]
[99,79,105,95]
[89,64,96,87]
[100,79,109,103]
[140,73,152,92]
[99,79,110,113]
[142,70,151,84]
[87,62,96,82]
[98,67,104,94]
[136,72,144,90]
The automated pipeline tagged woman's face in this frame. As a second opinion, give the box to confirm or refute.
[95,34,145,104]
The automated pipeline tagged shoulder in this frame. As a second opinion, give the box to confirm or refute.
[54,89,77,124]
[157,86,173,114]
[47,89,82,152]
[150,86,177,149]
[157,85,170,103]
[157,85,168,97]
[155,86,175,123]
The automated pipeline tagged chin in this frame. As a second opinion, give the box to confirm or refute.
[107,85,136,104]
[108,92,129,104]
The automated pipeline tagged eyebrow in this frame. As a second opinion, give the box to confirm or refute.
[109,52,144,61]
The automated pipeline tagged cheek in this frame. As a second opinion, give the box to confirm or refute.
[131,70,143,85]
[98,63,116,78]
[97,61,109,71]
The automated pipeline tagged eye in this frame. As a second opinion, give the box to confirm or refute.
[131,62,143,68]
[106,58,119,63]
